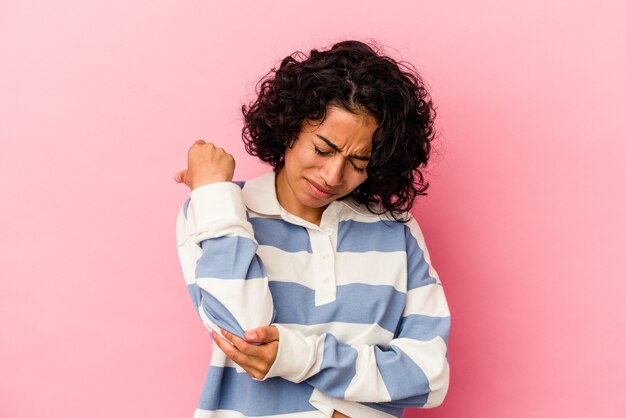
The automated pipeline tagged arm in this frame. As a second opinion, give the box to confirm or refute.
[284,216,450,407]
[176,183,275,337]
[175,141,275,339]
[251,216,450,408]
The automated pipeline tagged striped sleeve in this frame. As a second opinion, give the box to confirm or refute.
[262,216,450,408]
[175,182,275,338]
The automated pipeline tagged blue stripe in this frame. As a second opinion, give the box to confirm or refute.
[250,217,312,253]
[196,236,266,280]
[397,314,450,344]
[306,334,357,398]
[183,198,190,220]
[201,292,245,338]
[187,283,202,313]
[374,345,430,406]
[199,366,317,415]
[405,226,437,290]
[359,402,404,417]
[270,282,405,333]
[337,220,406,253]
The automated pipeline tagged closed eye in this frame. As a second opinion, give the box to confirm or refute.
[350,162,367,174]
[314,146,332,156]
[314,146,368,174]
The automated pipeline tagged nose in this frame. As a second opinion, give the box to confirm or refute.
[320,155,344,187]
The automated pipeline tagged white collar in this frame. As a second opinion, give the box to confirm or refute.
[241,171,282,216]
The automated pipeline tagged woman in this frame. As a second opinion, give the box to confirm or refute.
[175,40,450,418]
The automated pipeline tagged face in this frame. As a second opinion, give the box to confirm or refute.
[275,105,377,224]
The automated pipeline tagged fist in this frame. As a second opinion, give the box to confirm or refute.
[175,140,235,190]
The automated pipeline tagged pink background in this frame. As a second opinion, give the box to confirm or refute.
[1,1,625,417]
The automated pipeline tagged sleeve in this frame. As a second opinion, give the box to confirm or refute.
[175,182,275,339]
[260,216,450,409]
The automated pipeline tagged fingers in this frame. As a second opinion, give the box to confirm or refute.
[220,329,259,355]
[188,139,229,156]
[212,330,270,380]
[212,330,241,359]
[185,139,236,187]
[174,170,186,183]
[188,139,210,157]
[245,325,279,344]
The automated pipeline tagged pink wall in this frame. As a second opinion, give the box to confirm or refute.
[1,1,625,417]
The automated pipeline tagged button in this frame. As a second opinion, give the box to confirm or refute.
[325,230,332,236]
[322,254,329,260]
[323,277,329,284]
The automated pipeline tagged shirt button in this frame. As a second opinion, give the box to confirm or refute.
[323,277,329,284]
[322,254,329,260]
[325,230,332,236]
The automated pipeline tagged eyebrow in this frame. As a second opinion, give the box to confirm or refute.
[315,134,371,161]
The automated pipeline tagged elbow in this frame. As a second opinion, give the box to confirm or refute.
[423,358,450,408]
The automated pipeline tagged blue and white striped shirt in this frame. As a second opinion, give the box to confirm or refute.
[176,171,450,418]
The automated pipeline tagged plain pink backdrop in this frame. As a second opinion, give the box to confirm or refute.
[1,1,625,417]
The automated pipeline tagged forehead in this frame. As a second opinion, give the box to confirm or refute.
[303,106,377,152]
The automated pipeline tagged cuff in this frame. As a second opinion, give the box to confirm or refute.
[189,182,251,237]
[262,324,323,383]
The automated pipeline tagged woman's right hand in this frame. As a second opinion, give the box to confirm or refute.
[174,140,236,190]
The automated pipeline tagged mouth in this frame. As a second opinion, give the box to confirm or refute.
[306,179,336,199]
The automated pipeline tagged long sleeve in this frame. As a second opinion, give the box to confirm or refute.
[175,182,275,338]
[261,216,450,408]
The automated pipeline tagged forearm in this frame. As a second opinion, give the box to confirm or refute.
[261,321,449,407]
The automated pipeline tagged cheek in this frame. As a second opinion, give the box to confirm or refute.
[286,145,312,166]
[344,174,368,193]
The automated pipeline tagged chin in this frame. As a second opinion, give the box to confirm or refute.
[301,196,332,209]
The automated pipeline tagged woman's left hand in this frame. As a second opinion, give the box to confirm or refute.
[211,326,279,380]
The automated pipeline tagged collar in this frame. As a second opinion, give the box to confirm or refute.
[241,171,282,216]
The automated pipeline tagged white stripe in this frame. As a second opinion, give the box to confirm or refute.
[176,208,201,285]
[310,388,397,418]
[336,251,407,291]
[273,321,394,347]
[423,359,449,408]
[258,246,317,290]
[344,347,392,402]
[196,277,274,331]
[404,283,450,317]
[259,246,409,292]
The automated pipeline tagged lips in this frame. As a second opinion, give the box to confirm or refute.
[306,179,336,199]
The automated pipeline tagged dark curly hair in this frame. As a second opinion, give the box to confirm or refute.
[241,40,436,220]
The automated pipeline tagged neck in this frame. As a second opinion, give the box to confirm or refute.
[275,169,325,225]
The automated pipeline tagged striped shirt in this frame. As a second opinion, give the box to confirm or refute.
[176,171,451,418]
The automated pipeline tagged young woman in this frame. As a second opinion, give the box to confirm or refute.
[175,40,450,418]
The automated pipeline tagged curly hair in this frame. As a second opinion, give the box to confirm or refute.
[241,40,436,220]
